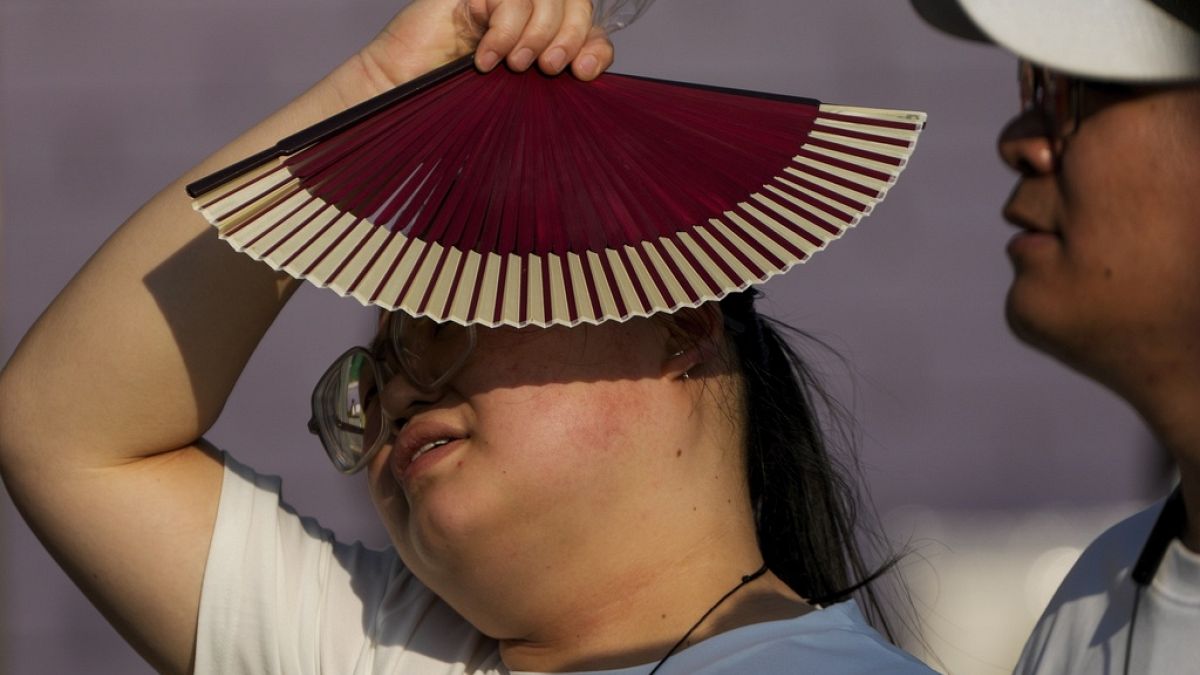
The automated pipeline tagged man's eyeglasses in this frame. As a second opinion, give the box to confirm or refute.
[308,315,477,474]
[1018,60,1084,143]
[1018,60,1148,148]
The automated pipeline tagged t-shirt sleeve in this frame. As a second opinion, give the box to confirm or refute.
[1014,500,1163,675]
[194,452,497,675]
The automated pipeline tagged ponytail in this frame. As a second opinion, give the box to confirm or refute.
[719,290,901,639]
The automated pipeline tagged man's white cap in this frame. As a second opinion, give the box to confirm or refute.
[911,0,1200,82]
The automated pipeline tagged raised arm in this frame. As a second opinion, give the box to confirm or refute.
[0,2,611,672]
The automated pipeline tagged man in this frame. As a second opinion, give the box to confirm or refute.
[910,1,1200,673]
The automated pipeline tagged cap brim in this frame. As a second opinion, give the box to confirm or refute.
[912,0,1200,82]
[910,0,990,43]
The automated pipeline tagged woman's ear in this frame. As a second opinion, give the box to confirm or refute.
[662,345,702,380]
[661,303,725,379]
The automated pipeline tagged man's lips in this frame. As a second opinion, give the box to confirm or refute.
[1003,205,1058,236]
[1002,185,1058,237]
[1002,196,1062,259]
[391,421,468,483]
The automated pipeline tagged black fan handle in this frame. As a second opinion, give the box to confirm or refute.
[186,53,477,199]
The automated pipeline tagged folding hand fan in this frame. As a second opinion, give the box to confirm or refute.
[188,56,925,328]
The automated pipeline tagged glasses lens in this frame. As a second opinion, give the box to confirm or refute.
[1018,60,1037,112]
[1049,72,1079,137]
[390,314,476,391]
[1019,60,1079,141]
[313,348,387,472]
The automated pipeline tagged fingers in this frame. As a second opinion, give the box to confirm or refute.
[570,25,614,81]
[473,0,614,80]
[505,1,564,72]
[538,0,592,76]
[472,0,533,72]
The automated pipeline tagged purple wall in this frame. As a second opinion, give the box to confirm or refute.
[0,1,1163,672]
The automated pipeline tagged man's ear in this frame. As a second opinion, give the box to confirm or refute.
[662,303,725,379]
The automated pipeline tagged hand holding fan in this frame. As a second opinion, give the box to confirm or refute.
[188,57,925,327]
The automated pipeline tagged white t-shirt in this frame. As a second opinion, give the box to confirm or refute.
[1016,495,1200,674]
[195,452,933,674]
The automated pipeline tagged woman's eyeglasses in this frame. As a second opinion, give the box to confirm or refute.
[308,315,477,474]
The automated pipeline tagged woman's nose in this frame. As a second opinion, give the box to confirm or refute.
[997,109,1056,177]
[379,371,444,424]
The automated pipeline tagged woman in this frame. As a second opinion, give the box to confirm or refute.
[0,0,931,672]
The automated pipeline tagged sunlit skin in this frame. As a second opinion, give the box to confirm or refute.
[360,314,811,672]
[0,2,634,673]
[997,81,1200,548]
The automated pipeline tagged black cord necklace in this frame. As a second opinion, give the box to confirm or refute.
[1123,486,1185,675]
[647,564,770,675]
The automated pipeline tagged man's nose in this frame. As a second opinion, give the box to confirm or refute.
[997,109,1056,177]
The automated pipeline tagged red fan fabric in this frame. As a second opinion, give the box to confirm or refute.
[195,66,925,327]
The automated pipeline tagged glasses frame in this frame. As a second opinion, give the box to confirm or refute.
[1018,60,1084,146]
[307,315,479,474]
[308,345,397,474]
[391,314,478,393]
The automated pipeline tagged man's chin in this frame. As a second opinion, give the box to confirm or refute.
[1004,288,1115,388]
[1004,288,1078,365]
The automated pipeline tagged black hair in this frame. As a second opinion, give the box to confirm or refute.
[718,289,905,640]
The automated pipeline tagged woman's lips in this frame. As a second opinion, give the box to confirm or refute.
[391,422,468,485]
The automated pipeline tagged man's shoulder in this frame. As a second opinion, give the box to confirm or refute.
[1015,497,1169,675]
[1059,498,1167,596]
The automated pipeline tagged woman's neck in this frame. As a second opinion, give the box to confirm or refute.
[495,543,812,672]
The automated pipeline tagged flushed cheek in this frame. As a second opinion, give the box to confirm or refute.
[494,390,669,519]
[489,383,638,467]
[460,388,658,556]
